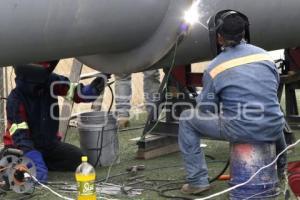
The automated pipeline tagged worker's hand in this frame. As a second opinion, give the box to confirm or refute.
[80,74,110,98]
[25,150,48,183]
[89,75,109,94]
[103,73,112,80]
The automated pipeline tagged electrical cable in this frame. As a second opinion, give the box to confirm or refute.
[208,159,230,183]
[28,173,75,200]
[195,139,300,200]
[103,151,120,183]
[94,83,114,168]
[141,34,181,141]
[118,125,145,133]
[154,158,229,200]
[242,188,279,200]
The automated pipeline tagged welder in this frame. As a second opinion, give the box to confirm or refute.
[178,10,286,195]
[3,61,109,183]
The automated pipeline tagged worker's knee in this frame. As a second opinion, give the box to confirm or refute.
[179,109,198,127]
[179,110,199,140]
[180,109,194,121]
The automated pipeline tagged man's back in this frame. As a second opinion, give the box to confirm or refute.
[206,43,284,142]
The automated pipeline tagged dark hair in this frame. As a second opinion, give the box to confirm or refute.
[218,14,246,46]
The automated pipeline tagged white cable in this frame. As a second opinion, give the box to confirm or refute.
[28,173,75,200]
[242,188,278,200]
[195,139,300,200]
[104,153,120,183]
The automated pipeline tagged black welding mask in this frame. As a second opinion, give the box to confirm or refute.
[14,60,59,96]
[208,10,250,56]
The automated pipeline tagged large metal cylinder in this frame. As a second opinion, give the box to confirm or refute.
[159,0,300,69]
[0,0,190,71]
[0,1,300,73]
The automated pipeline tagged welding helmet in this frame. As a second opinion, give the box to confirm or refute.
[14,60,59,96]
[208,10,250,56]
[14,60,59,84]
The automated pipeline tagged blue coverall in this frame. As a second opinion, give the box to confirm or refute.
[178,42,286,187]
[4,73,102,182]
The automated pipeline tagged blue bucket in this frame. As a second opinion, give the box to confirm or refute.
[229,143,280,200]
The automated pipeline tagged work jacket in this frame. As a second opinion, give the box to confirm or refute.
[197,42,284,142]
[4,73,95,153]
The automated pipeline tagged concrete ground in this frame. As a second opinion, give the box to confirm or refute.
[3,112,300,200]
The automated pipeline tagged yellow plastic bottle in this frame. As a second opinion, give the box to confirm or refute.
[75,156,96,200]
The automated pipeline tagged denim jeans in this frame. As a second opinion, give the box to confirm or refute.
[178,109,287,187]
[115,70,160,117]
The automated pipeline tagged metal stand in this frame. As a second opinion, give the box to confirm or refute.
[137,65,203,159]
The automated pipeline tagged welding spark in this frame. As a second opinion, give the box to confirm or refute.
[183,0,200,26]
[183,0,208,30]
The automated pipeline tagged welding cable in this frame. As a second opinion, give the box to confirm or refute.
[96,159,228,184]
[195,139,300,200]
[133,159,228,200]
[63,81,115,143]
[156,181,194,200]
[208,159,230,183]
[94,83,114,168]
[94,121,104,167]
[156,160,230,200]
[141,34,181,140]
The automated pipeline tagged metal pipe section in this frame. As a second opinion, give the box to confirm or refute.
[158,0,300,68]
[0,0,189,67]
[80,0,300,73]
[0,0,300,73]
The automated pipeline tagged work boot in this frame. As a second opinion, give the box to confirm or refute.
[117,117,130,129]
[180,184,210,195]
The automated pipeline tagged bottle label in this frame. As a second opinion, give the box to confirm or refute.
[78,181,96,196]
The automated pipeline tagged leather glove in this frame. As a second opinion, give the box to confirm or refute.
[25,150,48,183]
[81,74,111,97]
[103,73,112,80]
[89,75,108,94]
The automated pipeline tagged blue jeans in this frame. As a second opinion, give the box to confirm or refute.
[114,70,160,117]
[178,109,287,187]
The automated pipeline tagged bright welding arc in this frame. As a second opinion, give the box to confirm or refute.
[183,0,208,30]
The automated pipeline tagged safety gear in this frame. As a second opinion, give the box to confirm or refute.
[5,73,101,151]
[80,85,99,98]
[14,61,59,97]
[89,76,107,95]
[14,64,50,84]
[65,83,79,101]
[208,10,250,56]
[25,150,48,183]
[14,61,59,84]
[9,122,29,136]
[209,53,273,79]
[180,184,210,195]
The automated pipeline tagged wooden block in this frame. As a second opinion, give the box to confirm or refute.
[136,143,179,160]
